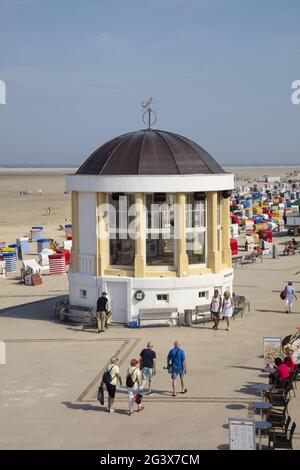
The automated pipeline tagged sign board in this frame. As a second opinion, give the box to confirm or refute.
[229,418,256,450]
[263,336,282,367]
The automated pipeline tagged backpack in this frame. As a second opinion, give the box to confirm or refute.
[280,287,287,300]
[102,365,116,385]
[126,367,137,388]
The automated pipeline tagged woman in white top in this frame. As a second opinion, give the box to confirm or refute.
[222,291,233,331]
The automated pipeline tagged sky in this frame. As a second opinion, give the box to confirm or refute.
[0,0,300,167]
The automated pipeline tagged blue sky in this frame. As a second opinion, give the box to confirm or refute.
[0,0,299,166]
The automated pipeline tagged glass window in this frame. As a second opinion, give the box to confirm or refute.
[186,194,206,265]
[156,294,169,302]
[146,193,175,266]
[198,291,208,299]
[108,194,135,266]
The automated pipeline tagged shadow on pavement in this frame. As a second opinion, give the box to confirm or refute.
[217,444,229,450]
[226,404,246,410]
[0,295,66,321]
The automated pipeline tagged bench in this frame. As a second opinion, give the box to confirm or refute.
[138,308,180,328]
[56,301,97,329]
[232,295,250,319]
[195,304,212,325]
[243,252,257,264]
[232,255,244,267]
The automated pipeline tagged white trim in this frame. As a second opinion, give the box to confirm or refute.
[66,173,234,193]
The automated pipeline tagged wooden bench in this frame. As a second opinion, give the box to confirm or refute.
[243,252,257,264]
[232,295,250,319]
[232,255,244,267]
[57,303,97,329]
[138,308,180,328]
[195,304,212,325]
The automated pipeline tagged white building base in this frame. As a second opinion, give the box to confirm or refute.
[68,269,234,325]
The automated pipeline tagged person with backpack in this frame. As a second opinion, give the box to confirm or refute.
[283,281,297,313]
[126,359,144,416]
[167,341,187,397]
[102,357,122,413]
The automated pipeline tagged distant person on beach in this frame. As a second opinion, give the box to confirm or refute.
[210,289,222,330]
[167,341,187,397]
[140,342,156,395]
[221,291,234,331]
[283,281,297,313]
[46,207,51,216]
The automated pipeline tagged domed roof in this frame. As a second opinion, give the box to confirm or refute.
[76,129,225,176]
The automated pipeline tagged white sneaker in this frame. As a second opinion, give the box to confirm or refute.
[109,408,115,413]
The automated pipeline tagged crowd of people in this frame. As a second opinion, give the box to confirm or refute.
[100,341,187,415]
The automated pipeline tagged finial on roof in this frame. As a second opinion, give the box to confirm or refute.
[141,97,157,129]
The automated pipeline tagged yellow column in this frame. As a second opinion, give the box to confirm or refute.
[207,192,221,273]
[71,191,79,272]
[221,196,232,268]
[176,193,189,276]
[134,193,146,278]
[96,192,108,276]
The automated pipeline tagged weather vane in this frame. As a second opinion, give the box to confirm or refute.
[141,97,157,129]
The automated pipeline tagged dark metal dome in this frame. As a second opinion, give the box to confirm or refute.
[76,129,225,175]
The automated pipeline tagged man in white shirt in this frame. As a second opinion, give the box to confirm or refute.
[284,281,298,313]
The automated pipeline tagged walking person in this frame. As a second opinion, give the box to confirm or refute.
[283,281,297,313]
[210,289,222,330]
[140,342,156,395]
[102,357,122,413]
[96,292,112,333]
[221,291,233,331]
[126,359,144,416]
[167,341,187,397]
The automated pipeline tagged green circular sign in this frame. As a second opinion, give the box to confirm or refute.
[134,289,145,301]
